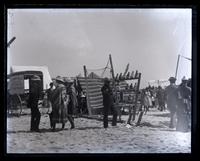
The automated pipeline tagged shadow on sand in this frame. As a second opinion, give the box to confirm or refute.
[7,126,103,134]
[138,122,164,128]
[150,112,170,118]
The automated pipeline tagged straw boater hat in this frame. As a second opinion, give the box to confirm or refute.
[31,75,41,81]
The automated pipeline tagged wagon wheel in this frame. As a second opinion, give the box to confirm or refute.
[7,94,23,116]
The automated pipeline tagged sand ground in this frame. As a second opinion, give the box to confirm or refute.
[7,108,191,153]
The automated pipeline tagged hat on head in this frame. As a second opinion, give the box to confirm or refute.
[55,76,65,83]
[168,77,176,82]
[31,75,41,81]
[182,76,187,82]
[64,77,74,83]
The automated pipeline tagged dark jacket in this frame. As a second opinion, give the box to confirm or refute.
[28,81,41,108]
[101,84,114,107]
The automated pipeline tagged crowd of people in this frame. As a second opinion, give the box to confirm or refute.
[139,76,191,132]
[27,74,191,133]
[28,76,79,132]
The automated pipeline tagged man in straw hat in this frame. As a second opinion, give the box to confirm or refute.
[28,75,42,132]
[165,77,178,128]
[176,76,191,132]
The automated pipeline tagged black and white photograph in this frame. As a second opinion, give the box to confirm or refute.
[6,8,192,153]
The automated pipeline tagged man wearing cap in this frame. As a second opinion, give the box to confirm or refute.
[176,76,191,132]
[28,75,42,132]
[101,78,117,129]
[165,77,178,128]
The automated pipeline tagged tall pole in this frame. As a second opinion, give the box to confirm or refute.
[175,54,180,79]
[7,36,16,48]
[83,65,92,115]
[83,65,87,78]
[109,54,115,79]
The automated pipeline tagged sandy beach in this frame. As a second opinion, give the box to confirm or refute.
[7,108,191,153]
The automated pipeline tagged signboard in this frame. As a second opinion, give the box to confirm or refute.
[9,75,24,95]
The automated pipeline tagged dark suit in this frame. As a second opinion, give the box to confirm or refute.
[101,83,117,128]
[28,81,41,131]
[176,84,191,132]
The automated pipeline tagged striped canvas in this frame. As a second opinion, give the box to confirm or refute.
[77,77,104,110]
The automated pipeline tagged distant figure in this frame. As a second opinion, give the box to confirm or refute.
[140,89,148,114]
[46,82,54,128]
[165,77,178,128]
[176,77,191,132]
[101,78,117,128]
[28,75,41,132]
[157,86,165,111]
[143,90,152,114]
[80,92,88,114]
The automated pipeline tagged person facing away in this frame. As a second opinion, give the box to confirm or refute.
[50,76,72,131]
[157,86,166,111]
[165,77,178,128]
[28,75,42,132]
[176,76,191,132]
[101,78,117,129]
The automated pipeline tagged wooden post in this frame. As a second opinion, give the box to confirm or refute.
[109,54,115,79]
[133,73,141,120]
[83,65,92,115]
[127,72,141,124]
[175,54,180,79]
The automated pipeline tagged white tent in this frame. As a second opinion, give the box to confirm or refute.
[10,66,52,90]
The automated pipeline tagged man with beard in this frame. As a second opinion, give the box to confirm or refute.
[165,77,178,128]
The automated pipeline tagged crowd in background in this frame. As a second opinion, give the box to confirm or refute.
[27,74,191,133]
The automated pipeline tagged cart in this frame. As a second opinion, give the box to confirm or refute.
[7,71,43,116]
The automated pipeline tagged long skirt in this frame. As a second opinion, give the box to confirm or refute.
[52,103,68,124]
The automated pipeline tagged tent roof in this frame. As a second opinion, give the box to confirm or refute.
[10,66,52,90]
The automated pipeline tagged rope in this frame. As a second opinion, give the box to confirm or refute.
[87,67,108,71]
[101,58,110,77]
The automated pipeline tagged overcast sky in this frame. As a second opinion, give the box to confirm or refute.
[7,9,192,88]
